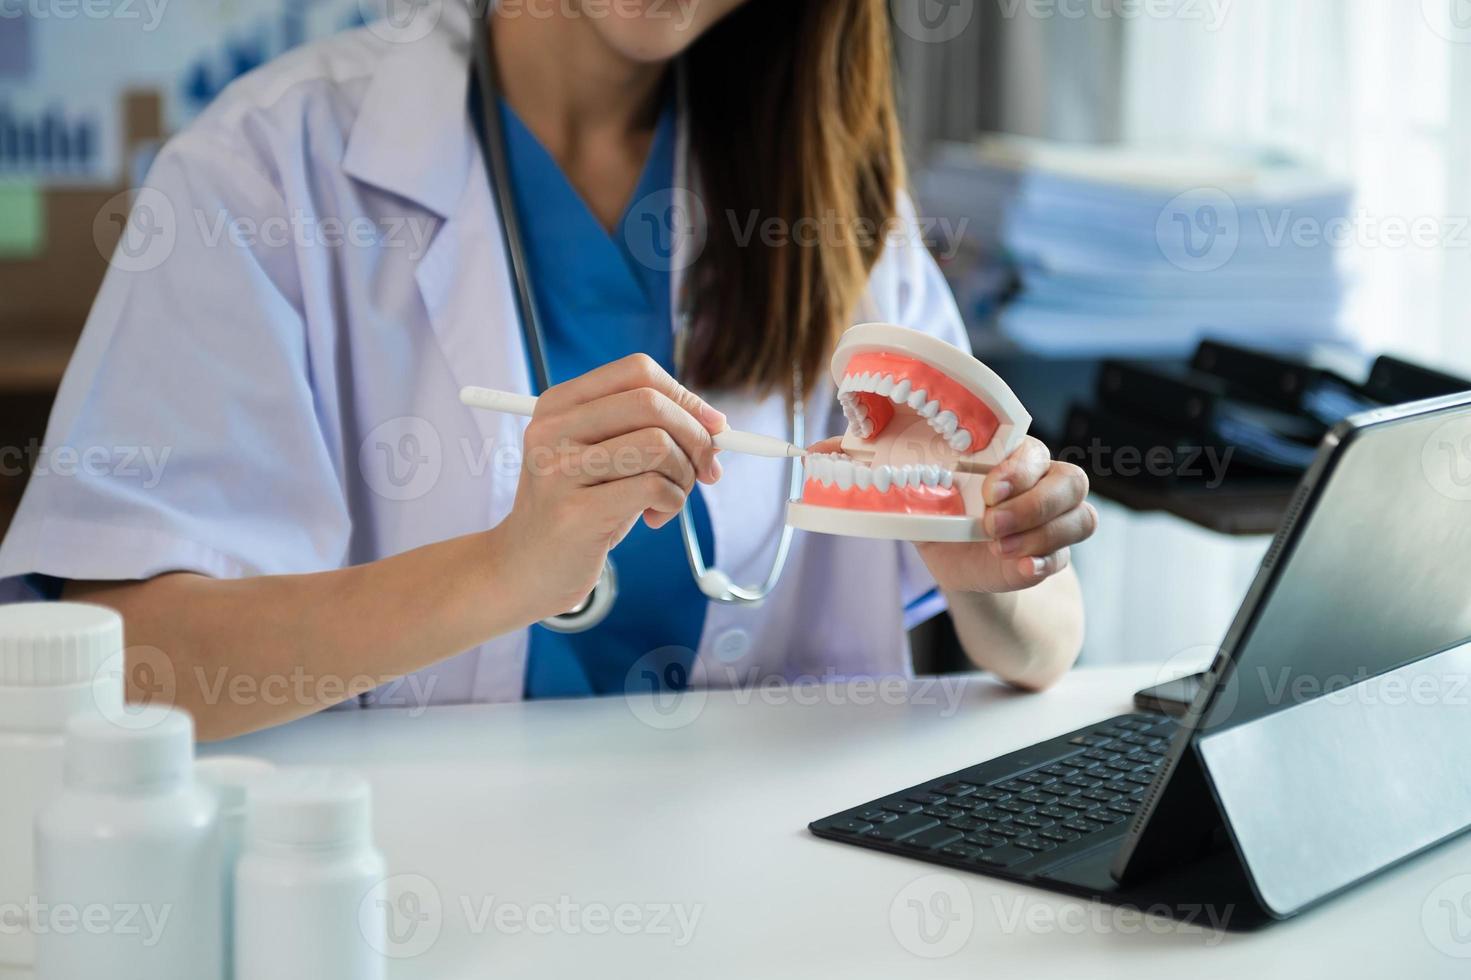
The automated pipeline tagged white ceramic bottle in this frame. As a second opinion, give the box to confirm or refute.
[34,705,223,980]
[235,768,386,980]
[0,601,125,970]
[196,756,276,980]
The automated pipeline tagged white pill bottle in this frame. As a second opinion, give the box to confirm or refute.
[34,705,224,980]
[235,768,387,980]
[0,602,125,970]
[196,756,276,980]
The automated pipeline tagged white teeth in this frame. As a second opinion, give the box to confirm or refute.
[873,465,892,492]
[861,373,877,393]
[921,465,940,487]
[876,374,895,397]
[919,400,939,419]
[949,430,972,452]
[940,469,954,488]
[858,418,874,438]
[833,459,854,491]
[907,389,927,411]
[839,375,854,394]
[890,379,911,403]
[935,411,958,436]
[854,466,872,490]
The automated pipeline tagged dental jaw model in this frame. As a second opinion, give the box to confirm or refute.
[786,323,1032,542]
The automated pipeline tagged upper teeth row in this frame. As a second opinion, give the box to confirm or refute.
[804,453,954,492]
[838,373,975,453]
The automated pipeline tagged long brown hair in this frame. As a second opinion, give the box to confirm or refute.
[683,0,906,397]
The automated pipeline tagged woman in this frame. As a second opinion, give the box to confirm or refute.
[0,0,1095,738]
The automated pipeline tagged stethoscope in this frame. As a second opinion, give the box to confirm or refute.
[468,16,803,634]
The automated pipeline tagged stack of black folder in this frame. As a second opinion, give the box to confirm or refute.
[1059,340,1471,492]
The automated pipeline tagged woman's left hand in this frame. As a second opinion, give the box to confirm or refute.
[916,436,1097,594]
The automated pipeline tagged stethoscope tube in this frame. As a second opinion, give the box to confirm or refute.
[468,13,800,630]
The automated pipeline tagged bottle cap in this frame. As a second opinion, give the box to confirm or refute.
[248,768,373,848]
[0,602,122,688]
[196,756,277,813]
[64,706,195,791]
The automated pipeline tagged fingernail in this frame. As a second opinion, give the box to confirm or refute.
[1025,557,1047,577]
[705,455,724,484]
[998,534,1023,556]
[698,402,727,432]
[987,480,1012,506]
[990,508,1017,538]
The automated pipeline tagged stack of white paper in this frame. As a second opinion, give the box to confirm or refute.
[916,136,1354,358]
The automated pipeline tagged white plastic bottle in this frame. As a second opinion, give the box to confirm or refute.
[196,756,276,980]
[0,602,125,970]
[235,768,386,980]
[34,705,223,980]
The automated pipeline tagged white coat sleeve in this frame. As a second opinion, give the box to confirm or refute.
[868,192,974,626]
[0,130,352,600]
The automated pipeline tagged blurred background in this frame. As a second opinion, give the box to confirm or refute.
[2,0,1469,669]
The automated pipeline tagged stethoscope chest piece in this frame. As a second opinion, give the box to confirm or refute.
[540,558,619,634]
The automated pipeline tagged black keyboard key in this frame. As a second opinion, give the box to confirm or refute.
[947,816,989,832]
[1039,764,1081,778]
[908,793,948,806]
[1063,774,1101,789]
[828,819,872,834]
[937,782,977,797]
[901,826,965,851]
[1107,800,1138,816]
[1082,810,1123,825]
[1104,759,1143,773]
[1038,806,1073,820]
[1105,779,1136,794]
[882,800,923,814]
[994,800,1034,815]
[864,813,941,841]
[977,846,1035,868]
[924,805,965,820]
[1039,827,1082,843]
[856,809,895,823]
[1058,798,1097,812]
[1019,773,1057,787]
[1062,818,1097,834]
[1011,813,1051,829]
[965,832,1010,848]
[1124,771,1157,786]
[1120,733,1156,747]
[940,843,983,860]
[1081,748,1121,763]
[1083,788,1121,803]
[1069,734,1114,747]
[1015,836,1057,852]
[1018,791,1056,806]
[988,823,1025,838]
[996,780,1031,794]
[972,788,1010,802]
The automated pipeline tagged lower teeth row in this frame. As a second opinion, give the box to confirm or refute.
[804,453,954,492]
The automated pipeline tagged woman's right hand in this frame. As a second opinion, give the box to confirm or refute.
[490,354,727,622]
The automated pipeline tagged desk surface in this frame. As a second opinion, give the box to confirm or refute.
[213,665,1471,980]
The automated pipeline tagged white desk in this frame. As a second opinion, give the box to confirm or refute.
[212,665,1471,980]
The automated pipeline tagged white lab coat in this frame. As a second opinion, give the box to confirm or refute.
[0,3,971,705]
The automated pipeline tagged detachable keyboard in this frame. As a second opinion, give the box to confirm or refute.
[809,713,1178,881]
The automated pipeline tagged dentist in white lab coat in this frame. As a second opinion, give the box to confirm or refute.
[0,0,1095,738]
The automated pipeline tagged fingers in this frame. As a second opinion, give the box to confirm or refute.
[588,428,697,495]
[1012,548,1072,585]
[537,353,727,434]
[589,471,688,533]
[992,501,1098,560]
[555,387,719,483]
[983,436,1052,507]
[804,437,845,455]
[985,461,1090,540]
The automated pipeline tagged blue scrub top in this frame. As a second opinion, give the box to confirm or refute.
[497,94,716,698]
